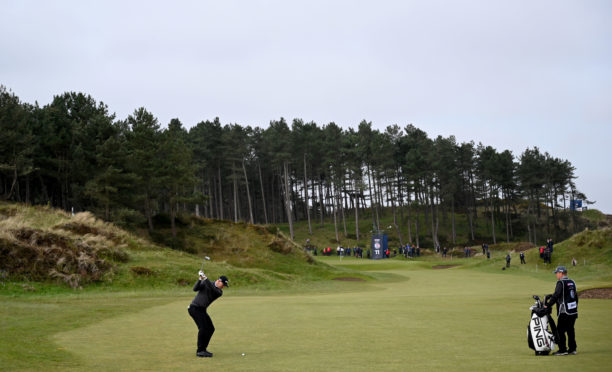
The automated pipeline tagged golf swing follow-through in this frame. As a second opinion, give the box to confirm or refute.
[187,255,230,358]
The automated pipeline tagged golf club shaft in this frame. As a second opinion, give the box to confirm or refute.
[200,256,210,272]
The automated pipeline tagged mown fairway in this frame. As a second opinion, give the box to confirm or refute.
[20,259,605,371]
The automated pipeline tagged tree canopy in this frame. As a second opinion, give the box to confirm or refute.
[0,85,591,246]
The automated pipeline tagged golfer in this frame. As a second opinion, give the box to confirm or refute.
[188,271,229,358]
[546,266,578,355]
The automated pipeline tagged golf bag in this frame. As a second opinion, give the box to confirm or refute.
[527,295,558,355]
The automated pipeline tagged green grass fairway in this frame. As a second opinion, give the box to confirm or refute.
[43,260,611,371]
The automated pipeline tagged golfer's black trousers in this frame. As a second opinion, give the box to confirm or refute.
[556,314,577,352]
[188,305,215,352]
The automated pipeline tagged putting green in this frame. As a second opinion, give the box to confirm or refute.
[53,263,612,371]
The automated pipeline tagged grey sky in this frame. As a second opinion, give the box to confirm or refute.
[2,1,611,212]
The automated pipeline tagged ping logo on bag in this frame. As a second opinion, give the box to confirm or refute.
[532,318,546,348]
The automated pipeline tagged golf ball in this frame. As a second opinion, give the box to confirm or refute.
[241,353,245,356]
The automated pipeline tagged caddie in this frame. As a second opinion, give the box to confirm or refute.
[546,266,578,355]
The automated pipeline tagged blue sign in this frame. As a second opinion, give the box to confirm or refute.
[570,199,582,211]
[371,234,388,259]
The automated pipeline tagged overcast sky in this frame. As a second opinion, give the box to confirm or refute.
[2,1,611,213]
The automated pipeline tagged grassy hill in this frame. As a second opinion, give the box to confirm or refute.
[0,202,348,295]
[280,208,612,287]
[280,206,604,251]
[1,201,610,295]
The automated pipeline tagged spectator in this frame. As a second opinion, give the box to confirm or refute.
[544,247,552,264]
[506,253,511,268]
[547,238,554,255]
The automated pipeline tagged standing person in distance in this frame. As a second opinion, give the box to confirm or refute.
[546,266,578,355]
[188,270,229,358]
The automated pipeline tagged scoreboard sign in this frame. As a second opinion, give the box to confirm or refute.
[371,234,388,259]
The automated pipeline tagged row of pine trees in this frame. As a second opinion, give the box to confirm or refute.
[0,86,587,246]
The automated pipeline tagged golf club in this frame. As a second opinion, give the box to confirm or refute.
[200,256,210,272]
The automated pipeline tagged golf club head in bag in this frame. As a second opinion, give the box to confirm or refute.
[527,294,557,355]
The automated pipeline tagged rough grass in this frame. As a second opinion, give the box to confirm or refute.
[0,208,127,288]
[0,202,344,294]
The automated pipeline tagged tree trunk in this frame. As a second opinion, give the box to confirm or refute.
[145,194,153,232]
[170,194,177,238]
[421,189,430,236]
[374,171,381,228]
[415,208,420,247]
[406,185,413,243]
[366,164,377,232]
[217,166,224,220]
[332,182,339,243]
[490,185,496,244]
[505,190,510,243]
[257,161,268,224]
[311,179,317,226]
[207,177,213,218]
[354,178,360,241]
[451,196,456,244]
[269,174,275,222]
[25,174,30,204]
[430,185,438,249]
[282,161,294,240]
[340,186,347,237]
[392,190,404,248]
[233,165,238,223]
[527,197,533,244]
[304,154,312,235]
[319,178,324,227]
[242,160,254,224]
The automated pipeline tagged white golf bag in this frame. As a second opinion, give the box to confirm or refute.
[527,295,557,355]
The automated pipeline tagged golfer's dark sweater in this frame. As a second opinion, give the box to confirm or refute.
[191,279,223,309]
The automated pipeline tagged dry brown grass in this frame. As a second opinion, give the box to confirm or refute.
[0,203,130,288]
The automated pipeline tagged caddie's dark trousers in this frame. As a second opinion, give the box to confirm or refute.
[556,314,577,352]
[188,305,215,352]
